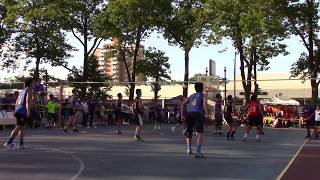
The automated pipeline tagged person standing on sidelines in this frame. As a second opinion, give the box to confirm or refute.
[63,93,79,132]
[181,82,208,158]
[304,104,315,138]
[225,95,237,140]
[314,105,320,139]
[4,77,35,149]
[214,94,223,135]
[115,93,124,134]
[133,89,144,142]
[242,95,264,142]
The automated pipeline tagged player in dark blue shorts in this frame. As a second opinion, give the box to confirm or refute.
[4,77,35,149]
[181,82,208,158]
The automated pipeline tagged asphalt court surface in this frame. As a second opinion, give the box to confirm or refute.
[0,125,306,180]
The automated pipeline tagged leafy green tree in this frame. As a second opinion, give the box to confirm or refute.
[97,0,171,101]
[286,0,320,105]
[207,0,288,101]
[160,0,208,98]
[68,56,111,100]
[55,0,107,97]
[136,47,171,100]
[3,0,73,80]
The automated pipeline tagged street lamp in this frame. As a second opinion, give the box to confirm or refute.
[224,67,227,106]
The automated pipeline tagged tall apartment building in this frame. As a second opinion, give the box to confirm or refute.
[94,39,145,82]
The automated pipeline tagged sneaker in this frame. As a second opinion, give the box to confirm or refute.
[17,144,27,149]
[195,153,206,159]
[187,150,193,155]
[133,136,138,142]
[242,137,247,142]
[157,126,161,130]
[226,137,231,140]
[94,126,97,129]
[87,126,90,129]
[137,136,144,142]
[63,127,68,132]
[256,138,261,142]
[172,127,176,133]
[3,143,16,149]
[115,130,122,135]
[154,125,157,130]
[73,128,79,132]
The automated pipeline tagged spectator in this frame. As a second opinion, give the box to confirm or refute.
[47,94,57,129]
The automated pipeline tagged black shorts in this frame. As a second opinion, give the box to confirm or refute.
[306,120,315,127]
[225,115,233,126]
[186,112,205,138]
[48,113,55,120]
[15,113,27,126]
[248,116,263,126]
[133,113,144,126]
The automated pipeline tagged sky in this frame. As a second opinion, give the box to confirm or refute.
[1,31,305,82]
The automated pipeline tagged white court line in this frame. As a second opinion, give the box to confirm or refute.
[33,147,85,180]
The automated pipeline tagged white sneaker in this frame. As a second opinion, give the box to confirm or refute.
[172,127,176,133]
[154,125,157,130]
[94,126,97,129]
[157,126,161,130]
[3,143,16,149]
[87,126,90,129]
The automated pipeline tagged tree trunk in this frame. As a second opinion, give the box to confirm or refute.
[129,29,142,102]
[253,48,258,95]
[238,40,251,102]
[310,79,318,105]
[183,49,190,98]
[34,57,41,80]
[81,19,89,99]
[154,78,160,101]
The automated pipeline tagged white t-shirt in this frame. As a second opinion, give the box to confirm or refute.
[315,110,320,121]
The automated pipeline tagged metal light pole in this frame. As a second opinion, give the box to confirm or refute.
[233,51,237,110]
[224,67,227,107]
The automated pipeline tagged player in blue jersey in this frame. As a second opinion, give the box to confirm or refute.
[181,82,208,158]
[4,77,35,149]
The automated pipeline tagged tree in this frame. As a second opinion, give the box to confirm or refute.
[97,0,172,101]
[160,0,208,98]
[286,0,320,105]
[0,2,10,47]
[68,56,111,100]
[55,0,107,97]
[207,0,288,101]
[136,47,171,100]
[3,0,74,80]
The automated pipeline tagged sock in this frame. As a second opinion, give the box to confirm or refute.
[7,136,14,144]
[243,133,248,138]
[196,144,202,154]
[231,131,235,138]
[20,138,24,145]
[187,144,192,151]
[226,132,230,138]
[256,134,260,140]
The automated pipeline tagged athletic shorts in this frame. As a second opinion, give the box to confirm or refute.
[133,114,143,126]
[225,115,233,126]
[248,116,263,126]
[15,113,27,126]
[215,115,223,126]
[306,120,315,127]
[69,109,76,116]
[186,112,205,138]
